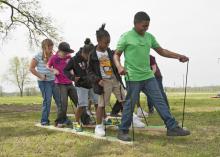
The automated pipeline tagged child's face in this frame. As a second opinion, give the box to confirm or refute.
[98,36,110,51]
[134,20,150,35]
[81,52,89,60]
[44,44,53,54]
[58,51,68,58]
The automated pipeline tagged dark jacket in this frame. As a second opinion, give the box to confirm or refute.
[64,50,92,89]
[88,46,125,95]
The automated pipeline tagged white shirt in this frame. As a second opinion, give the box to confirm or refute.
[96,50,113,79]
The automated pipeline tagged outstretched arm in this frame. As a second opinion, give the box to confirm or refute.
[154,47,189,62]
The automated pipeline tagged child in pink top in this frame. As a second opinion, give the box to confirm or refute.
[47,42,77,127]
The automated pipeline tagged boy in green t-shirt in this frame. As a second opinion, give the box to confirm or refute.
[114,11,190,141]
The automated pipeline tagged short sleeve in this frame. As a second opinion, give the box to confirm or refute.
[150,34,160,49]
[33,53,41,63]
[47,56,54,68]
[116,33,127,53]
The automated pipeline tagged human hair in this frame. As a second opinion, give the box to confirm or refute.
[82,38,94,54]
[96,23,110,40]
[41,39,54,63]
[134,11,150,24]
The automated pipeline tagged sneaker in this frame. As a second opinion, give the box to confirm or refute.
[86,110,93,116]
[103,118,113,125]
[167,126,191,136]
[41,122,49,126]
[117,130,131,141]
[56,123,64,128]
[64,119,72,126]
[137,107,148,118]
[73,123,83,132]
[132,114,145,128]
[95,124,105,137]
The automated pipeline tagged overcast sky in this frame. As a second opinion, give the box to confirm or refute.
[1,0,220,92]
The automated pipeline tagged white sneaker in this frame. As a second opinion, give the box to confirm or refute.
[137,107,148,118]
[132,113,145,128]
[86,109,92,116]
[95,124,105,137]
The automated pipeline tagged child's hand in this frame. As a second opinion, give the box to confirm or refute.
[39,74,46,80]
[178,55,189,62]
[75,77,80,82]
[117,66,127,75]
[98,80,104,87]
[52,68,59,75]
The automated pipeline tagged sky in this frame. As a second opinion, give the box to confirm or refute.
[0,0,220,92]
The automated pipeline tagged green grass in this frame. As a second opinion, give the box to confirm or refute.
[0,92,220,157]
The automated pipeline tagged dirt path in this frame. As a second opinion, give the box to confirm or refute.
[0,104,41,113]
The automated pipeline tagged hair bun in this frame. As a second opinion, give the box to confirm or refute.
[84,38,91,45]
[99,23,106,31]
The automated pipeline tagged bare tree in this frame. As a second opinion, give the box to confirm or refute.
[25,86,39,96]
[0,0,60,46]
[6,56,31,97]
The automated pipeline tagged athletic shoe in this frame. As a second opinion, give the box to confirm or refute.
[167,126,191,136]
[137,107,149,118]
[41,122,49,126]
[64,119,72,125]
[117,130,131,141]
[132,114,145,128]
[73,123,83,132]
[95,124,105,137]
[86,110,93,116]
[56,123,64,128]
[103,118,112,125]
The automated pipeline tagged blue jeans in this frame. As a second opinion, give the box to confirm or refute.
[120,77,177,131]
[38,80,59,124]
[147,77,170,112]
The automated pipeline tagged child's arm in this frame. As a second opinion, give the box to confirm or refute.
[29,58,46,80]
[113,50,127,75]
[154,47,189,62]
[151,64,157,73]
[87,54,102,85]
[63,58,79,82]
[47,56,59,75]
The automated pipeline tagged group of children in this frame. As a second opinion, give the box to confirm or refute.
[30,11,190,142]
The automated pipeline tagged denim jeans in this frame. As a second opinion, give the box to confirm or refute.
[120,77,177,131]
[147,77,170,112]
[38,80,59,124]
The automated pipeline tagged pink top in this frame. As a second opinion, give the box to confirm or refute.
[48,53,72,84]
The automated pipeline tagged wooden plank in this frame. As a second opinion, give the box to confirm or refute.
[35,123,133,145]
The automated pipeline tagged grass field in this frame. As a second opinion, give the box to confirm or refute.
[0,92,220,157]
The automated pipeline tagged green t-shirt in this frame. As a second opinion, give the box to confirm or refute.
[116,28,160,81]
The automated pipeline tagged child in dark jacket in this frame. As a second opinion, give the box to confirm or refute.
[88,24,125,137]
[64,38,98,131]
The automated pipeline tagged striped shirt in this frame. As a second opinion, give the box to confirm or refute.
[34,52,55,81]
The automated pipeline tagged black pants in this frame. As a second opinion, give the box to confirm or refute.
[54,83,91,124]
[111,100,123,115]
